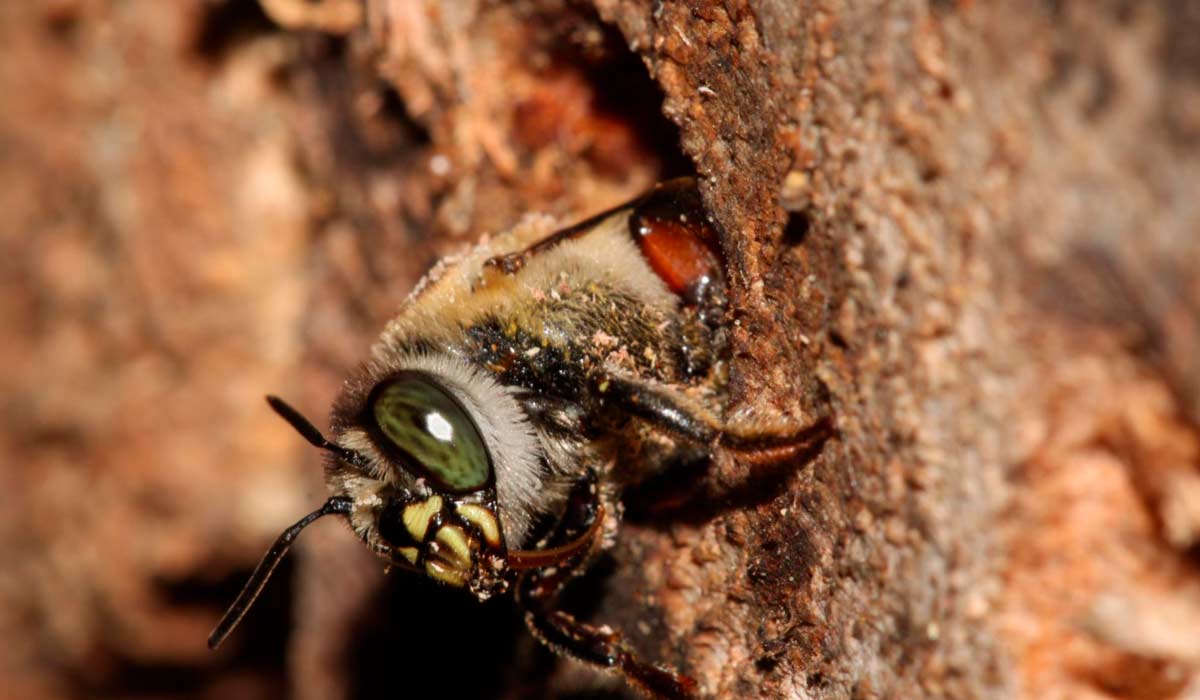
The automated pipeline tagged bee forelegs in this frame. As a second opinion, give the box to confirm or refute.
[515,478,698,699]
[518,591,699,700]
[598,372,835,459]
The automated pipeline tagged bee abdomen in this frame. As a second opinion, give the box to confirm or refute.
[628,178,724,307]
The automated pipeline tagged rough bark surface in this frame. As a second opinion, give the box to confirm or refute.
[2,1,1199,699]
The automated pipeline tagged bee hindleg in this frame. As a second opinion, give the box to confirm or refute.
[515,484,698,700]
[598,372,835,457]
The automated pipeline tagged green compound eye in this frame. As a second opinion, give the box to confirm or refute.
[369,373,492,493]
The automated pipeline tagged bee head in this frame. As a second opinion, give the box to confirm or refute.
[351,370,511,594]
[207,379,516,652]
[325,350,553,571]
[208,354,558,650]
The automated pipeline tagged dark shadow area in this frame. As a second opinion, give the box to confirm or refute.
[567,26,692,179]
[783,210,812,249]
[304,35,433,168]
[345,575,529,700]
[191,0,279,63]
[510,10,691,182]
[64,561,293,698]
[162,563,294,670]
[344,553,647,699]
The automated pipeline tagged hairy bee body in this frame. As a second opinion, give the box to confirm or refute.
[209,179,830,700]
[330,184,726,565]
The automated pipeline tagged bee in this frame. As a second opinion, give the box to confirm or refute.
[208,178,833,699]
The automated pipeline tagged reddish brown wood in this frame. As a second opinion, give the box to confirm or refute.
[2,1,1198,699]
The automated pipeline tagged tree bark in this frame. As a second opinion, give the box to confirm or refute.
[2,1,1199,699]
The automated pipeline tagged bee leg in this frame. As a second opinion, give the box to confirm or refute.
[597,372,835,458]
[516,483,699,700]
[518,581,700,699]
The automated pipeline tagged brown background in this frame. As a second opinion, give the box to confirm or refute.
[2,0,1199,698]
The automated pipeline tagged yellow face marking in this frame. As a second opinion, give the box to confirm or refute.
[402,495,443,541]
[426,559,467,587]
[434,524,472,569]
[397,547,419,564]
[455,504,501,547]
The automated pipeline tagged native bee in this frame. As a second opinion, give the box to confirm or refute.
[208,178,832,699]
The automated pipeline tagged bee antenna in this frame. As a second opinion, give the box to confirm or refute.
[265,395,367,469]
[265,395,337,450]
[207,496,353,650]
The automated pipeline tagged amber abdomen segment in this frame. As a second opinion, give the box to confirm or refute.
[628,178,722,306]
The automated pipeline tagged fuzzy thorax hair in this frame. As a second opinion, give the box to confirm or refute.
[325,207,679,549]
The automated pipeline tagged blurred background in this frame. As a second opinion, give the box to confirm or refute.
[0,1,682,697]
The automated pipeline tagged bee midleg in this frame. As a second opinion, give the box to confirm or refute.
[597,372,835,457]
[515,484,698,700]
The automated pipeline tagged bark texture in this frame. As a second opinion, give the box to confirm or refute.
[2,1,1199,699]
